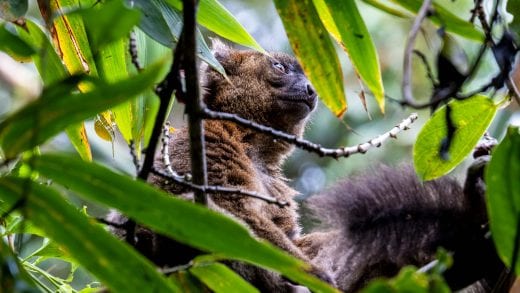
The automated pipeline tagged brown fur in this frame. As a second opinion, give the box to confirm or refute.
[146,41,333,290]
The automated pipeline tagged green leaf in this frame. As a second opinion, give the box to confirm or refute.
[485,127,520,274]
[361,0,412,18]
[164,0,265,53]
[31,154,338,293]
[0,177,180,292]
[413,95,497,180]
[0,25,35,59]
[389,0,483,41]
[0,64,164,159]
[274,0,347,117]
[0,239,40,293]
[312,0,385,112]
[133,0,226,75]
[190,262,259,293]
[0,0,28,21]
[16,19,92,161]
[80,0,141,50]
[362,266,450,293]
[507,1,520,39]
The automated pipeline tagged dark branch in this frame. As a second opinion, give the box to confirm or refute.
[150,168,288,207]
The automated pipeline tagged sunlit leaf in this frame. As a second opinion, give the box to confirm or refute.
[313,0,385,112]
[414,95,497,180]
[274,0,346,117]
[0,64,164,158]
[389,0,483,41]
[361,0,412,18]
[190,263,259,293]
[0,24,35,59]
[132,0,225,75]
[486,127,520,274]
[32,154,338,293]
[0,177,181,292]
[164,0,265,53]
[0,0,28,21]
[362,266,450,293]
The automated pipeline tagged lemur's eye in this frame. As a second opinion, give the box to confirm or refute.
[273,62,286,73]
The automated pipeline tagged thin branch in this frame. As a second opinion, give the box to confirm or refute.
[402,0,433,107]
[413,49,437,86]
[151,168,288,207]
[204,108,418,159]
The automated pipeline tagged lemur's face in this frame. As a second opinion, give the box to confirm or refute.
[202,41,317,135]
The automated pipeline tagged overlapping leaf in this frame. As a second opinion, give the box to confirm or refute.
[274,0,346,117]
[0,64,163,158]
[31,154,338,293]
[313,0,385,112]
[414,95,497,180]
[0,177,180,292]
[164,0,265,53]
[390,0,483,41]
[190,263,259,293]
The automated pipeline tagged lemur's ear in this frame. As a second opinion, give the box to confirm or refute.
[211,38,233,61]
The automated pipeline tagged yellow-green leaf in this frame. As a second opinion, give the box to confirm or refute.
[274,0,347,117]
[390,0,484,41]
[164,0,265,53]
[413,95,497,180]
[313,0,385,112]
[190,263,259,293]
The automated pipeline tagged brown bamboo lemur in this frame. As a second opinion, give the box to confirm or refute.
[110,41,505,292]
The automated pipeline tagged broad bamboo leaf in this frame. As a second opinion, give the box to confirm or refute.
[313,0,385,112]
[413,95,497,180]
[190,263,259,293]
[0,177,180,292]
[15,20,92,161]
[32,154,338,293]
[164,0,265,53]
[0,0,28,21]
[132,0,225,75]
[0,64,163,159]
[486,127,520,274]
[274,0,347,117]
[390,0,483,41]
[80,0,141,50]
[0,25,35,59]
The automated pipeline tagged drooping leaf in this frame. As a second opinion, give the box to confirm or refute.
[164,0,265,53]
[313,0,385,112]
[80,0,141,50]
[361,0,412,18]
[486,127,520,274]
[0,64,164,158]
[0,177,180,292]
[0,25,35,59]
[0,0,28,21]
[132,0,225,75]
[31,154,338,293]
[274,0,347,117]
[389,0,483,41]
[190,263,259,293]
[414,95,497,180]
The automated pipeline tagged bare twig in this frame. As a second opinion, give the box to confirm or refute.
[402,0,433,107]
[413,49,437,86]
[204,108,418,159]
[151,168,288,207]
[129,30,142,72]
[129,140,141,175]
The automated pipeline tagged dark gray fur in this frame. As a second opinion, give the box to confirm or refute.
[303,164,504,292]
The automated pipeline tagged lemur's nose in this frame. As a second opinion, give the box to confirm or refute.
[306,83,316,97]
